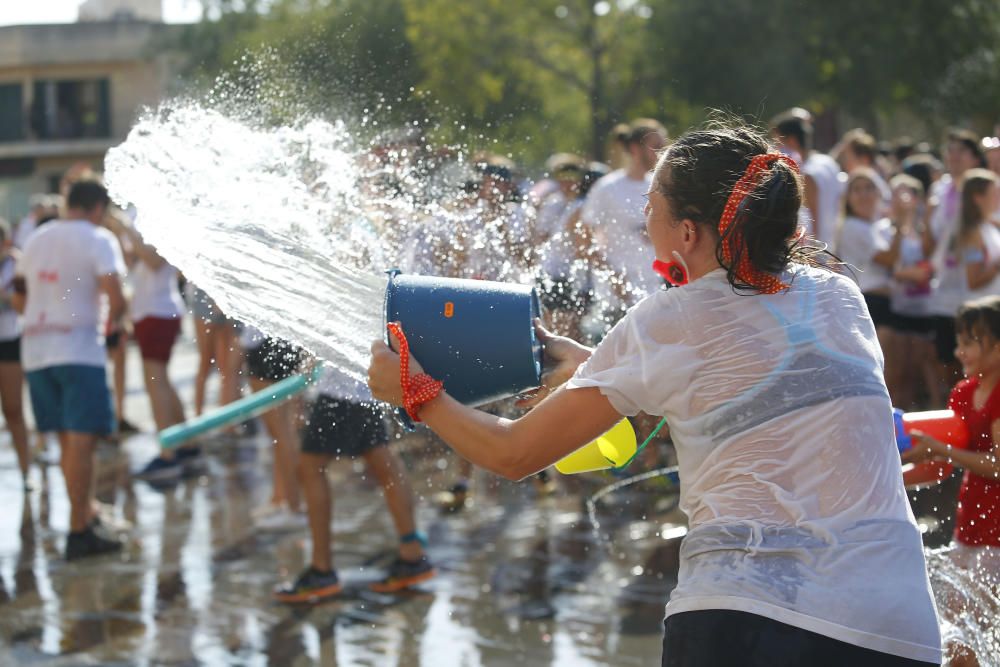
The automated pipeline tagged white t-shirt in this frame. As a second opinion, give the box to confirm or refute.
[802,153,844,247]
[927,176,966,317]
[18,220,126,370]
[0,255,20,341]
[580,169,659,302]
[889,231,932,317]
[536,191,583,279]
[130,260,184,321]
[567,265,941,664]
[965,222,1000,301]
[834,216,893,293]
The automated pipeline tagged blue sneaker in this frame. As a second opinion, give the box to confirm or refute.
[134,456,182,482]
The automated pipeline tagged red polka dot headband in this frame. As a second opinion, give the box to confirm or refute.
[718,153,799,294]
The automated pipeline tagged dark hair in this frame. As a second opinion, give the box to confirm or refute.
[892,137,915,163]
[580,161,610,198]
[616,118,666,147]
[67,179,110,212]
[840,129,877,164]
[769,108,813,153]
[958,168,999,243]
[0,217,9,245]
[956,295,1000,342]
[653,120,808,293]
[901,153,940,195]
[946,128,987,168]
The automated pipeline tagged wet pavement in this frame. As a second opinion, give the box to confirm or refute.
[0,332,683,666]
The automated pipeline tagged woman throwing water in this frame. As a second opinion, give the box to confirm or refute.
[368,122,941,665]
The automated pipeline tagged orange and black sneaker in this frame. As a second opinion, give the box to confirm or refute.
[369,556,436,593]
[273,567,342,604]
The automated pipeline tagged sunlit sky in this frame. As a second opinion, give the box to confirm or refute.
[0,0,203,26]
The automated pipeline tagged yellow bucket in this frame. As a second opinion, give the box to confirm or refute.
[555,418,638,474]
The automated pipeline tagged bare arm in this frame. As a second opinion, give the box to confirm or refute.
[98,273,126,327]
[106,214,165,270]
[368,322,615,480]
[872,223,903,269]
[903,423,1000,480]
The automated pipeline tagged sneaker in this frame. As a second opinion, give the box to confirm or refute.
[274,567,341,604]
[369,555,436,593]
[134,456,183,482]
[118,419,141,435]
[176,446,204,478]
[65,525,123,561]
[254,507,308,532]
[93,503,133,533]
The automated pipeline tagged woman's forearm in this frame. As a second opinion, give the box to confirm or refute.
[943,447,1000,479]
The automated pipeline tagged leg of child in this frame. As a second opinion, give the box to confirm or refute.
[299,452,333,571]
[364,446,423,561]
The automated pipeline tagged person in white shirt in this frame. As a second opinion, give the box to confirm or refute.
[107,215,196,483]
[13,180,127,561]
[924,129,988,398]
[769,108,843,247]
[580,118,666,322]
[956,169,1000,301]
[834,168,895,346]
[369,122,942,666]
[0,219,29,487]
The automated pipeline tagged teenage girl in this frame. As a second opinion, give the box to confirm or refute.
[369,122,942,665]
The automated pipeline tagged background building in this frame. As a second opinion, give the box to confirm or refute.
[0,0,179,221]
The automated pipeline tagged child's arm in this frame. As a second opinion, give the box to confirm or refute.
[904,427,1000,480]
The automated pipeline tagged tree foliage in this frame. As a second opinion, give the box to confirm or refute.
[169,0,1000,164]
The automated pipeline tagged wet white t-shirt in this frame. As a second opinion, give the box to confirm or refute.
[567,265,941,664]
[580,169,660,302]
[802,152,844,247]
[17,220,126,370]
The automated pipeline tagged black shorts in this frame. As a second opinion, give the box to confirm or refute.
[932,316,957,363]
[301,395,387,457]
[0,337,19,363]
[245,338,303,381]
[863,293,892,328]
[662,610,936,666]
[889,312,935,337]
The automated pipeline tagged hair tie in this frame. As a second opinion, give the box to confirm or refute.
[718,153,799,294]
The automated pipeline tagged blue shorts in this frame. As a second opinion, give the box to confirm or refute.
[26,365,115,435]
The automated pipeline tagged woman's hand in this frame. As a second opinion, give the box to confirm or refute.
[368,324,426,407]
[515,320,592,409]
[901,431,951,464]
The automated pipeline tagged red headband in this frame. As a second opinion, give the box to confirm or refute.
[718,152,799,294]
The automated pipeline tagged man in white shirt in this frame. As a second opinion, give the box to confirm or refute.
[580,119,666,319]
[770,108,843,248]
[14,179,127,561]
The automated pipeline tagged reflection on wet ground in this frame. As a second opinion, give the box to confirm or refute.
[0,340,679,666]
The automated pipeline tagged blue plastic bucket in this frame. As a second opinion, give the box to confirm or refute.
[384,271,543,407]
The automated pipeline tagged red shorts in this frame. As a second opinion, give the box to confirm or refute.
[133,316,181,363]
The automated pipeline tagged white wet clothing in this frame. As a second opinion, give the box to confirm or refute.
[535,191,582,279]
[567,264,942,664]
[17,220,126,370]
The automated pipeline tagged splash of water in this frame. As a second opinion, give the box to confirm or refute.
[106,104,404,381]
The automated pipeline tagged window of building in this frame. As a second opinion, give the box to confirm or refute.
[0,84,25,142]
[30,79,111,140]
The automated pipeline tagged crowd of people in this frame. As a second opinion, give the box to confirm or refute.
[2,106,1000,664]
